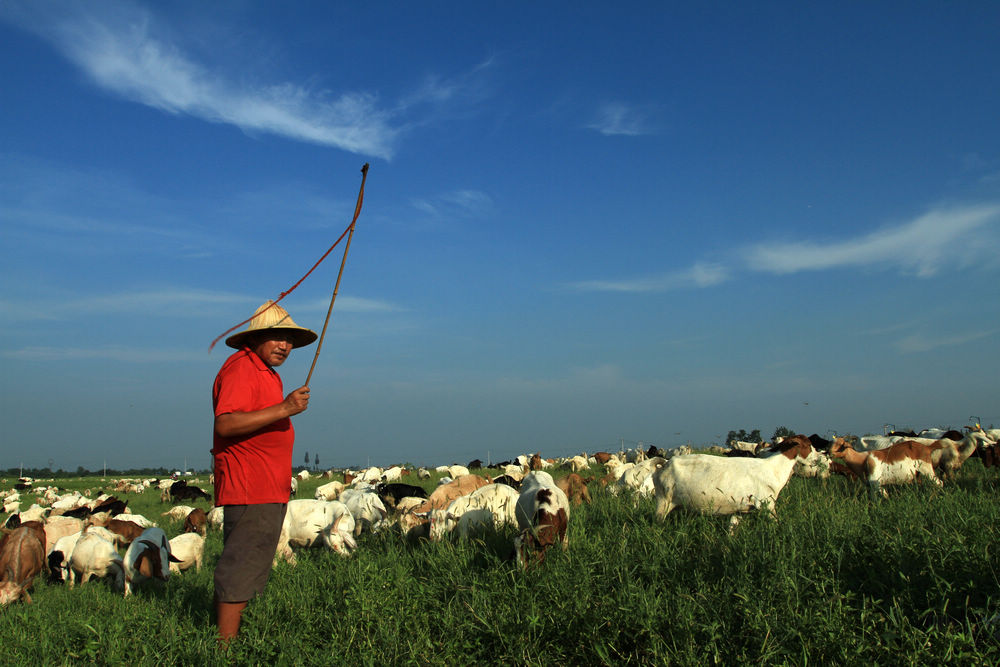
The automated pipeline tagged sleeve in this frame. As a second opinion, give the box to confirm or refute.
[213,357,258,417]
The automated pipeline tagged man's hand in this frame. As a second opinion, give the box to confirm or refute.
[283,386,310,417]
[215,386,312,438]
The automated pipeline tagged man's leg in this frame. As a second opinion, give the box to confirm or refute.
[216,599,248,643]
[213,504,287,644]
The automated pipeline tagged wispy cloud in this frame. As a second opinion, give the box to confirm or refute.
[0,289,248,323]
[586,102,652,137]
[70,289,249,314]
[895,329,998,354]
[2,289,403,323]
[566,262,729,293]
[4,2,399,159]
[298,296,405,314]
[570,202,1000,293]
[396,58,497,114]
[0,156,360,259]
[0,287,407,323]
[410,190,494,219]
[744,203,1000,277]
[2,345,205,362]
[0,156,202,246]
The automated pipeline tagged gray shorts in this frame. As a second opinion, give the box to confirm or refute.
[214,503,286,603]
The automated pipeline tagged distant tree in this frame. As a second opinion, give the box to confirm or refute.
[304,451,309,466]
[726,429,762,445]
[772,426,796,441]
[314,453,319,470]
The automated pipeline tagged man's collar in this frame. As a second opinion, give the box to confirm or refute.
[241,347,276,372]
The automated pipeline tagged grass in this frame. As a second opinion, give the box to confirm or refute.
[3,464,1000,665]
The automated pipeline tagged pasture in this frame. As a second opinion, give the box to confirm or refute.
[3,463,1000,665]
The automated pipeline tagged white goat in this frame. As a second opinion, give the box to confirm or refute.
[206,506,224,530]
[314,480,345,501]
[381,466,404,482]
[428,483,519,541]
[611,457,666,497]
[274,499,357,565]
[339,488,388,536]
[161,505,197,521]
[167,533,206,573]
[653,439,815,524]
[48,531,83,583]
[68,531,124,591]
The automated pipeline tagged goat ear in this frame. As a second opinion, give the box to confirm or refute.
[168,553,183,563]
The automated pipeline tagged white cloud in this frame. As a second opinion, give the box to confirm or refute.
[0,290,247,324]
[67,288,248,314]
[3,345,204,362]
[744,203,1000,277]
[2,289,403,323]
[567,262,730,293]
[8,3,399,159]
[397,57,496,112]
[569,202,1000,293]
[299,296,404,314]
[586,102,651,137]
[410,189,493,219]
[895,329,998,354]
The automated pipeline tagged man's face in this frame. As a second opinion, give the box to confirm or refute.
[251,333,294,367]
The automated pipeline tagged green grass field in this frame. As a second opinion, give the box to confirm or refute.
[3,463,1000,665]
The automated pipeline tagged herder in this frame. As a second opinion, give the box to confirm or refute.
[211,300,316,643]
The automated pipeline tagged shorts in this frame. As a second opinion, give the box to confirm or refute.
[214,503,287,603]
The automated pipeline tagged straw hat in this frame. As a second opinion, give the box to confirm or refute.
[225,300,318,349]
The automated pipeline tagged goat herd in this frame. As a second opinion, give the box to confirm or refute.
[2,424,999,609]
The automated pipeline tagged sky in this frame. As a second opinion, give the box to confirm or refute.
[2,2,999,472]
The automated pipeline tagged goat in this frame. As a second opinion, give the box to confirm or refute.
[123,527,179,596]
[0,525,46,605]
[513,472,570,565]
[829,437,941,498]
[653,438,815,525]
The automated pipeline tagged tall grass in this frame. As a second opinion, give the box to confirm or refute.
[3,465,1000,665]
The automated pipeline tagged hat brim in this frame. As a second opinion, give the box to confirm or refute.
[225,326,318,350]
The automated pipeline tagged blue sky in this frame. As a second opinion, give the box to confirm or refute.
[2,2,998,471]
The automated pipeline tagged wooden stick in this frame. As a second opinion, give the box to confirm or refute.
[305,163,369,386]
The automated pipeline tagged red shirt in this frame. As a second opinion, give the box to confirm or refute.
[212,348,293,505]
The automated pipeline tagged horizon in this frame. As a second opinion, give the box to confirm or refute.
[2,2,998,472]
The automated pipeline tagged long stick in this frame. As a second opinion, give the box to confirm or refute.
[305,163,369,386]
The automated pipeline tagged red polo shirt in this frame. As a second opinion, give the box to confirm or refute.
[212,348,293,505]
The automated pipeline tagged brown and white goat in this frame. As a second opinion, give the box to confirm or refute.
[829,437,941,498]
[0,525,46,605]
[513,472,570,566]
[556,473,592,506]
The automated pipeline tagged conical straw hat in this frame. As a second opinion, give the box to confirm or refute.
[225,300,318,349]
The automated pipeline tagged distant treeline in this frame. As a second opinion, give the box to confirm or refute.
[1,467,212,479]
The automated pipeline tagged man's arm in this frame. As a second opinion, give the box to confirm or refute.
[215,386,310,438]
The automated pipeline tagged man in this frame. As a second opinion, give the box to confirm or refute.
[211,300,317,643]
